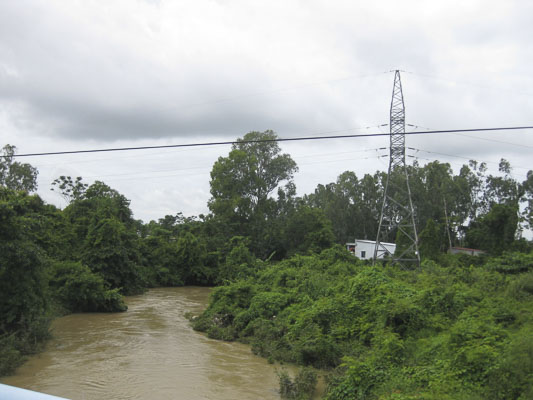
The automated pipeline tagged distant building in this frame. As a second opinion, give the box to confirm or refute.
[448,246,485,256]
[346,239,396,260]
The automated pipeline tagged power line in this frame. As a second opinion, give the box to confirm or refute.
[405,124,533,149]
[90,153,386,183]
[168,71,391,110]
[19,125,390,168]
[449,132,533,149]
[7,126,533,158]
[408,154,528,182]
[405,70,533,97]
[407,122,533,149]
[408,147,531,172]
[80,148,386,181]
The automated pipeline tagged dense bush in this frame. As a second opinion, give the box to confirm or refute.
[277,367,318,400]
[194,247,533,399]
[48,261,127,312]
[484,251,533,274]
[0,189,52,375]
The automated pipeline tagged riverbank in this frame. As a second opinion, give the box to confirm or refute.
[193,248,533,399]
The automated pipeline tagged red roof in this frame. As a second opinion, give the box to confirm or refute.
[450,246,485,252]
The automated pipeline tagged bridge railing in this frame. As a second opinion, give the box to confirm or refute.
[0,384,70,400]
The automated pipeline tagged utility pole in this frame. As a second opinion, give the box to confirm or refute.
[373,70,420,266]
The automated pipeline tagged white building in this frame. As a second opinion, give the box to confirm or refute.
[346,239,396,260]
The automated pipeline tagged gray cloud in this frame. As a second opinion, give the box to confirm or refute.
[1,0,532,221]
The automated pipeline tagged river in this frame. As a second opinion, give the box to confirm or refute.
[1,287,298,399]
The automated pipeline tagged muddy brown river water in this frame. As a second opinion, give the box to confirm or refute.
[2,287,303,399]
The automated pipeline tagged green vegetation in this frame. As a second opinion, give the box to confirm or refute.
[2,130,533,399]
[0,188,50,375]
[48,261,127,313]
[278,367,318,399]
[0,145,38,192]
[194,248,533,399]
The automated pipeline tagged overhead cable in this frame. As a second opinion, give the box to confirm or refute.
[6,125,533,158]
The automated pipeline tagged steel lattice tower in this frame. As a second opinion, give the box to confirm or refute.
[373,70,420,266]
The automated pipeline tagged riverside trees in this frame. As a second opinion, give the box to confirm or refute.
[208,130,299,259]
[193,247,533,399]
[0,145,38,192]
[208,130,335,260]
[0,160,140,373]
[2,133,533,390]
[0,189,50,375]
[305,159,531,256]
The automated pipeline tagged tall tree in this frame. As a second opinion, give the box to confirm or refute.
[208,130,298,257]
[0,144,38,192]
[51,175,88,203]
[82,215,143,294]
[522,170,533,230]
[0,188,50,371]
[304,171,382,244]
[484,159,522,209]
[465,203,519,255]
[284,206,335,255]
[63,181,143,294]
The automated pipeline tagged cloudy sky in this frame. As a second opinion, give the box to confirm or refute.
[1,0,532,222]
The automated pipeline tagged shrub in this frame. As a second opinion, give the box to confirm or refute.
[485,252,533,274]
[277,367,317,400]
[49,261,127,312]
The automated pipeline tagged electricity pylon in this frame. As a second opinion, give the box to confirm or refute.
[373,70,420,266]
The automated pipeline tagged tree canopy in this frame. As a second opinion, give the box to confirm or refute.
[208,130,298,257]
[0,145,38,192]
[2,135,533,396]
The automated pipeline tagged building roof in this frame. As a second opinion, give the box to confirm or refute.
[346,239,396,246]
[450,246,485,252]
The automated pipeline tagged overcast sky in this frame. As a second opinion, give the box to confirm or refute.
[1,0,532,222]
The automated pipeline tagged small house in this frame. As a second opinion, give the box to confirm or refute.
[346,239,396,260]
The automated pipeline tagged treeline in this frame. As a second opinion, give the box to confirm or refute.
[0,136,335,375]
[1,130,533,390]
[306,158,533,256]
